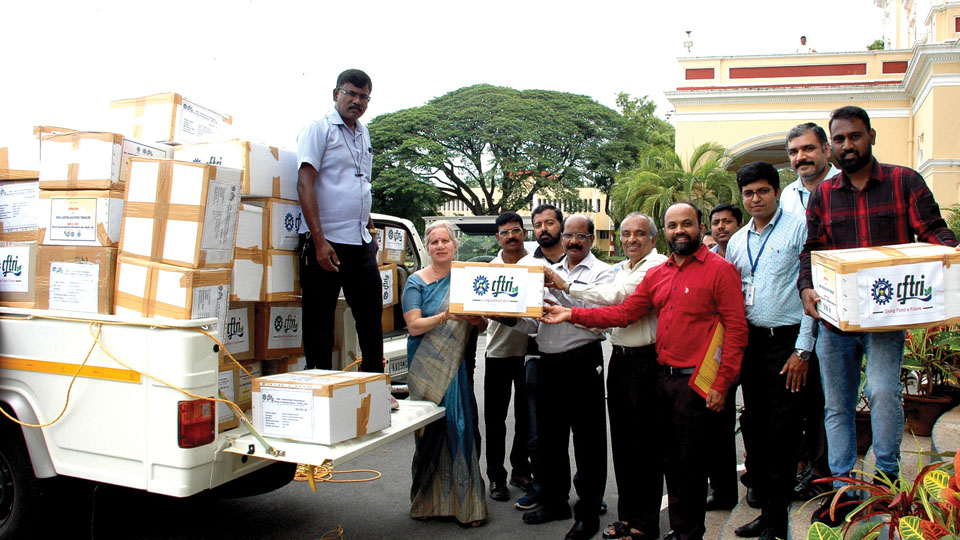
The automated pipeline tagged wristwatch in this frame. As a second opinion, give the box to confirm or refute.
[794,348,811,361]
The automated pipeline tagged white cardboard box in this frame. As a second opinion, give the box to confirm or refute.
[232,204,264,301]
[222,302,255,361]
[0,180,39,242]
[35,246,116,314]
[114,254,231,331]
[120,158,241,269]
[110,93,233,145]
[449,261,545,317]
[236,360,262,411]
[38,189,123,246]
[240,198,301,251]
[173,141,298,200]
[251,369,391,445]
[811,242,960,331]
[1,144,39,180]
[38,132,172,190]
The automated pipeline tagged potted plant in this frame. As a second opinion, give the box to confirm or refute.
[806,449,960,540]
[902,326,958,436]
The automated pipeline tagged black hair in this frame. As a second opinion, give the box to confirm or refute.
[830,106,871,132]
[532,203,563,225]
[495,211,524,228]
[786,122,828,148]
[737,161,780,191]
[709,203,743,225]
[336,69,372,91]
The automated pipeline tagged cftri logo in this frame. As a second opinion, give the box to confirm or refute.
[896,274,932,305]
[273,314,299,334]
[1,255,22,277]
[225,317,244,339]
[490,275,519,298]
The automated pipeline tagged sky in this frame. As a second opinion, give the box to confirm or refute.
[1,0,888,165]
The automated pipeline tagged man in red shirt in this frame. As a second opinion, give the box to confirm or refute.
[542,202,748,540]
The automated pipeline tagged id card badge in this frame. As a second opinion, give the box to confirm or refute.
[744,283,755,306]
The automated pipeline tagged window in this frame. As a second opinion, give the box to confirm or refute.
[598,230,610,239]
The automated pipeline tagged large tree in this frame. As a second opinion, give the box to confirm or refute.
[370,166,443,233]
[369,84,629,216]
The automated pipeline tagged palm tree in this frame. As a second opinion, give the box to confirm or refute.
[610,142,739,225]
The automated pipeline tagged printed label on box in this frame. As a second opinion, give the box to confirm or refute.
[0,183,38,232]
[199,180,240,251]
[384,227,404,251]
[460,266,529,313]
[0,246,30,292]
[180,99,224,141]
[813,262,839,322]
[49,262,99,312]
[381,268,395,306]
[223,307,250,353]
[49,197,97,241]
[217,370,236,424]
[267,306,302,349]
[259,387,314,439]
[857,261,945,328]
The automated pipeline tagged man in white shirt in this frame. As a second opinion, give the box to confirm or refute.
[296,69,382,372]
[505,215,615,540]
[543,212,667,540]
[484,212,533,502]
[780,123,839,217]
[796,36,816,53]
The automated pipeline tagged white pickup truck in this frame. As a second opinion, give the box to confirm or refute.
[0,213,436,538]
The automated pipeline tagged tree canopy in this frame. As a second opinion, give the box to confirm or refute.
[370,84,660,217]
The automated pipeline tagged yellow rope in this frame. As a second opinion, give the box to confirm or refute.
[294,463,382,488]
[317,525,344,540]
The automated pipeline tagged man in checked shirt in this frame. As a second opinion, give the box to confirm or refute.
[798,106,958,526]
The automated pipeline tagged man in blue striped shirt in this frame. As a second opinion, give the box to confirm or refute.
[725,162,815,540]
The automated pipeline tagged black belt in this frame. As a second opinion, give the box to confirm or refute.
[611,344,656,356]
[748,323,800,338]
[660,365,695,376]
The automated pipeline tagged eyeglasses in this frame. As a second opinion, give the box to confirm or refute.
[742,187,774,200]
[620,230,648,239]
[561,233,592,241]
[338,88,371,102]
[496,227,523,238]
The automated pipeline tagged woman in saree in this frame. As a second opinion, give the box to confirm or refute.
[401,221,488,527]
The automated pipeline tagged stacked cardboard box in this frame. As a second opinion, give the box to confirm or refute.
[1,134,42,307]
[110,93,233,146]
[173,141,298,200]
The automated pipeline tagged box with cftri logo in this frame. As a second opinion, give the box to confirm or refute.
[449,261,544,317]
[0,241,37,307]
[254,301,304,358]
[222,302,255,362]
[811,242,960,332]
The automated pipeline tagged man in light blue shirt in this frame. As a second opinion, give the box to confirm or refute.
[780,123,840,217]
[725,162,814,540]
[296,69,382,372]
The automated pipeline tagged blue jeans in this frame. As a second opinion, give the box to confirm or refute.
[815,323,905,487]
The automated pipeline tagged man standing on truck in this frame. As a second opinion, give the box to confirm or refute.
[296,68,383,372]
[484,211,534,503]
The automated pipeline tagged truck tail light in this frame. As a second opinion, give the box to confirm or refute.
[178,399,215,448]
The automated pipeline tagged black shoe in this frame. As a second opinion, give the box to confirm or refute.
[566,519,600,540]
[510,473,534,493]
[489,481,510,501]
[705,492,737,511]
[746,487,762,509]
[758,527,784,540]
[523,505,573,524]
[793,473,829,501]
[796,462,812,483]
[661,532,680,540]
[734,516,765,538]
[811,492,858,527]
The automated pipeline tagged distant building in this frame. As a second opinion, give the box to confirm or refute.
[666,1,960,208]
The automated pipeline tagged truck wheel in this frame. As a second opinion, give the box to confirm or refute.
[0,430,43,540]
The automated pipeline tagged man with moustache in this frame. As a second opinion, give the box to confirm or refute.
[781,123,840,217]
[708,204,742,258]
[541,203,748,540]
[542,212,667,540]
[296,68,382,372]
[484,212,533,502]
[503,214,614,540]
[725,162,815,540]
[799,106,958,526]
[783,122,836,500]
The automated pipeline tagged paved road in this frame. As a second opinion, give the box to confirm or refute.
[54,336,747,539]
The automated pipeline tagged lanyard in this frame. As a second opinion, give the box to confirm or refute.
[797,186,808,210]
[746,208,782,279]
[337,124,364,177]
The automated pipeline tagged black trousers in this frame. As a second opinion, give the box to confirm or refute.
[799,350,829,478]
[607,345,662,537]
[739,324,804,532]
[705,383,739,501]
[537,341,607,521]
[484,355,530,484]
[658,370,713,540]
[298,234,383,372]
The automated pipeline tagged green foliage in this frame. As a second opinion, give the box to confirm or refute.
[369,84,632,217]
[370,167,443,233]
[779,168,798,190]
[945,204,960,239]
[867,38,885,50]
[608,142,739,251]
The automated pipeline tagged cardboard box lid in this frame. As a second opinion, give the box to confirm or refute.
[812,243,960,272]
[252,369,387,397]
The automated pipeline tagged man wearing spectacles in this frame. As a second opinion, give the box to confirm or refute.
[295,68,382,372]
[484,212,534,503]
[501,214,614,540]
[725,162,815,540]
